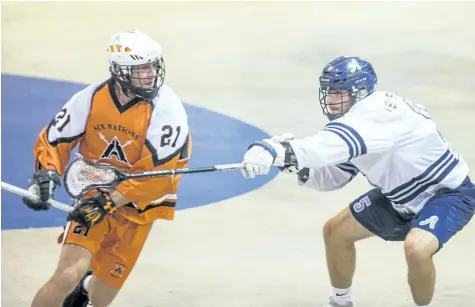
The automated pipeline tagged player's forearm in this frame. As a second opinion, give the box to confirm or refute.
[288,137,350,169]
[35,144,64,174]
[110,189,130,208]
[115,177,172,205]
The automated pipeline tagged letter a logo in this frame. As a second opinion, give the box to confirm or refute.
[99,133,132,165]
[419,215,439,230]
[348,58,362,73]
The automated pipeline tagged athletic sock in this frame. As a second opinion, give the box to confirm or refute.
[82,275,92,293]
[331,286,352,304]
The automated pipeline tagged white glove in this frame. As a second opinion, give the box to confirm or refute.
[241,138,287,179]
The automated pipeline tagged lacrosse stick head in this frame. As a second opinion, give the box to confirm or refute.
[64,157,123,198]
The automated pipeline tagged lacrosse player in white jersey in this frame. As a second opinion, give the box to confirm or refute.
[240,56,475,307]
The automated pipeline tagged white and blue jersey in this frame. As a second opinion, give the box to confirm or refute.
[289,90,469,215]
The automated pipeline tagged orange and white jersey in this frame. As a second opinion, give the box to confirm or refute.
[34,78,192,224]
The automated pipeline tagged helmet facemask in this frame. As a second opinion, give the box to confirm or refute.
[111,57,165,101]
[319,86,369,120]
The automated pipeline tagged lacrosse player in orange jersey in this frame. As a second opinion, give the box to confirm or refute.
[22,29,192,307]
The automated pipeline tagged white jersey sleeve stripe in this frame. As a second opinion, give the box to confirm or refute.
[326,122,367,156]
[324,127,357,159]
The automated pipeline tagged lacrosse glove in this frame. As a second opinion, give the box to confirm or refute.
[67,190,117,228]
[23,169,61,211]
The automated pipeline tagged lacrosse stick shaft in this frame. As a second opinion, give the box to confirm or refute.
[1,181,74,213]
[125,163,245,179]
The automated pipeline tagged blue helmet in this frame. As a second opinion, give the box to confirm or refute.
[319,56,377,120]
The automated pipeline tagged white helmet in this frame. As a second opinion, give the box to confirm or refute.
[107,29,165,101]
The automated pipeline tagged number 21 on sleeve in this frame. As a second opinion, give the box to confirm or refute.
[160,125,181,147]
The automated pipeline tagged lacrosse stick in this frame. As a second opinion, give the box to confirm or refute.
[64,156,245,199]
[1,181,74,213]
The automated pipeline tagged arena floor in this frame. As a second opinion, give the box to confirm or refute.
[2,2,475,307]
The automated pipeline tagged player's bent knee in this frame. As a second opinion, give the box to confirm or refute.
[51,244,92,293]
[404,228,439,263]
[323,218,341,242]
[404,240,431,264]
[323,207,369,244]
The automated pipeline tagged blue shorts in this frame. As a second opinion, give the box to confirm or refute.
[349,176,475,250]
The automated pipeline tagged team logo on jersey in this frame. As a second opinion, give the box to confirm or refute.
[419,215,439,230]
[348,58,362,73]
[99,133,132,166]
[110,262,126,279]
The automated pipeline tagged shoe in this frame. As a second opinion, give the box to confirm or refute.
[62,270,92,307]
[321,297,355,307]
